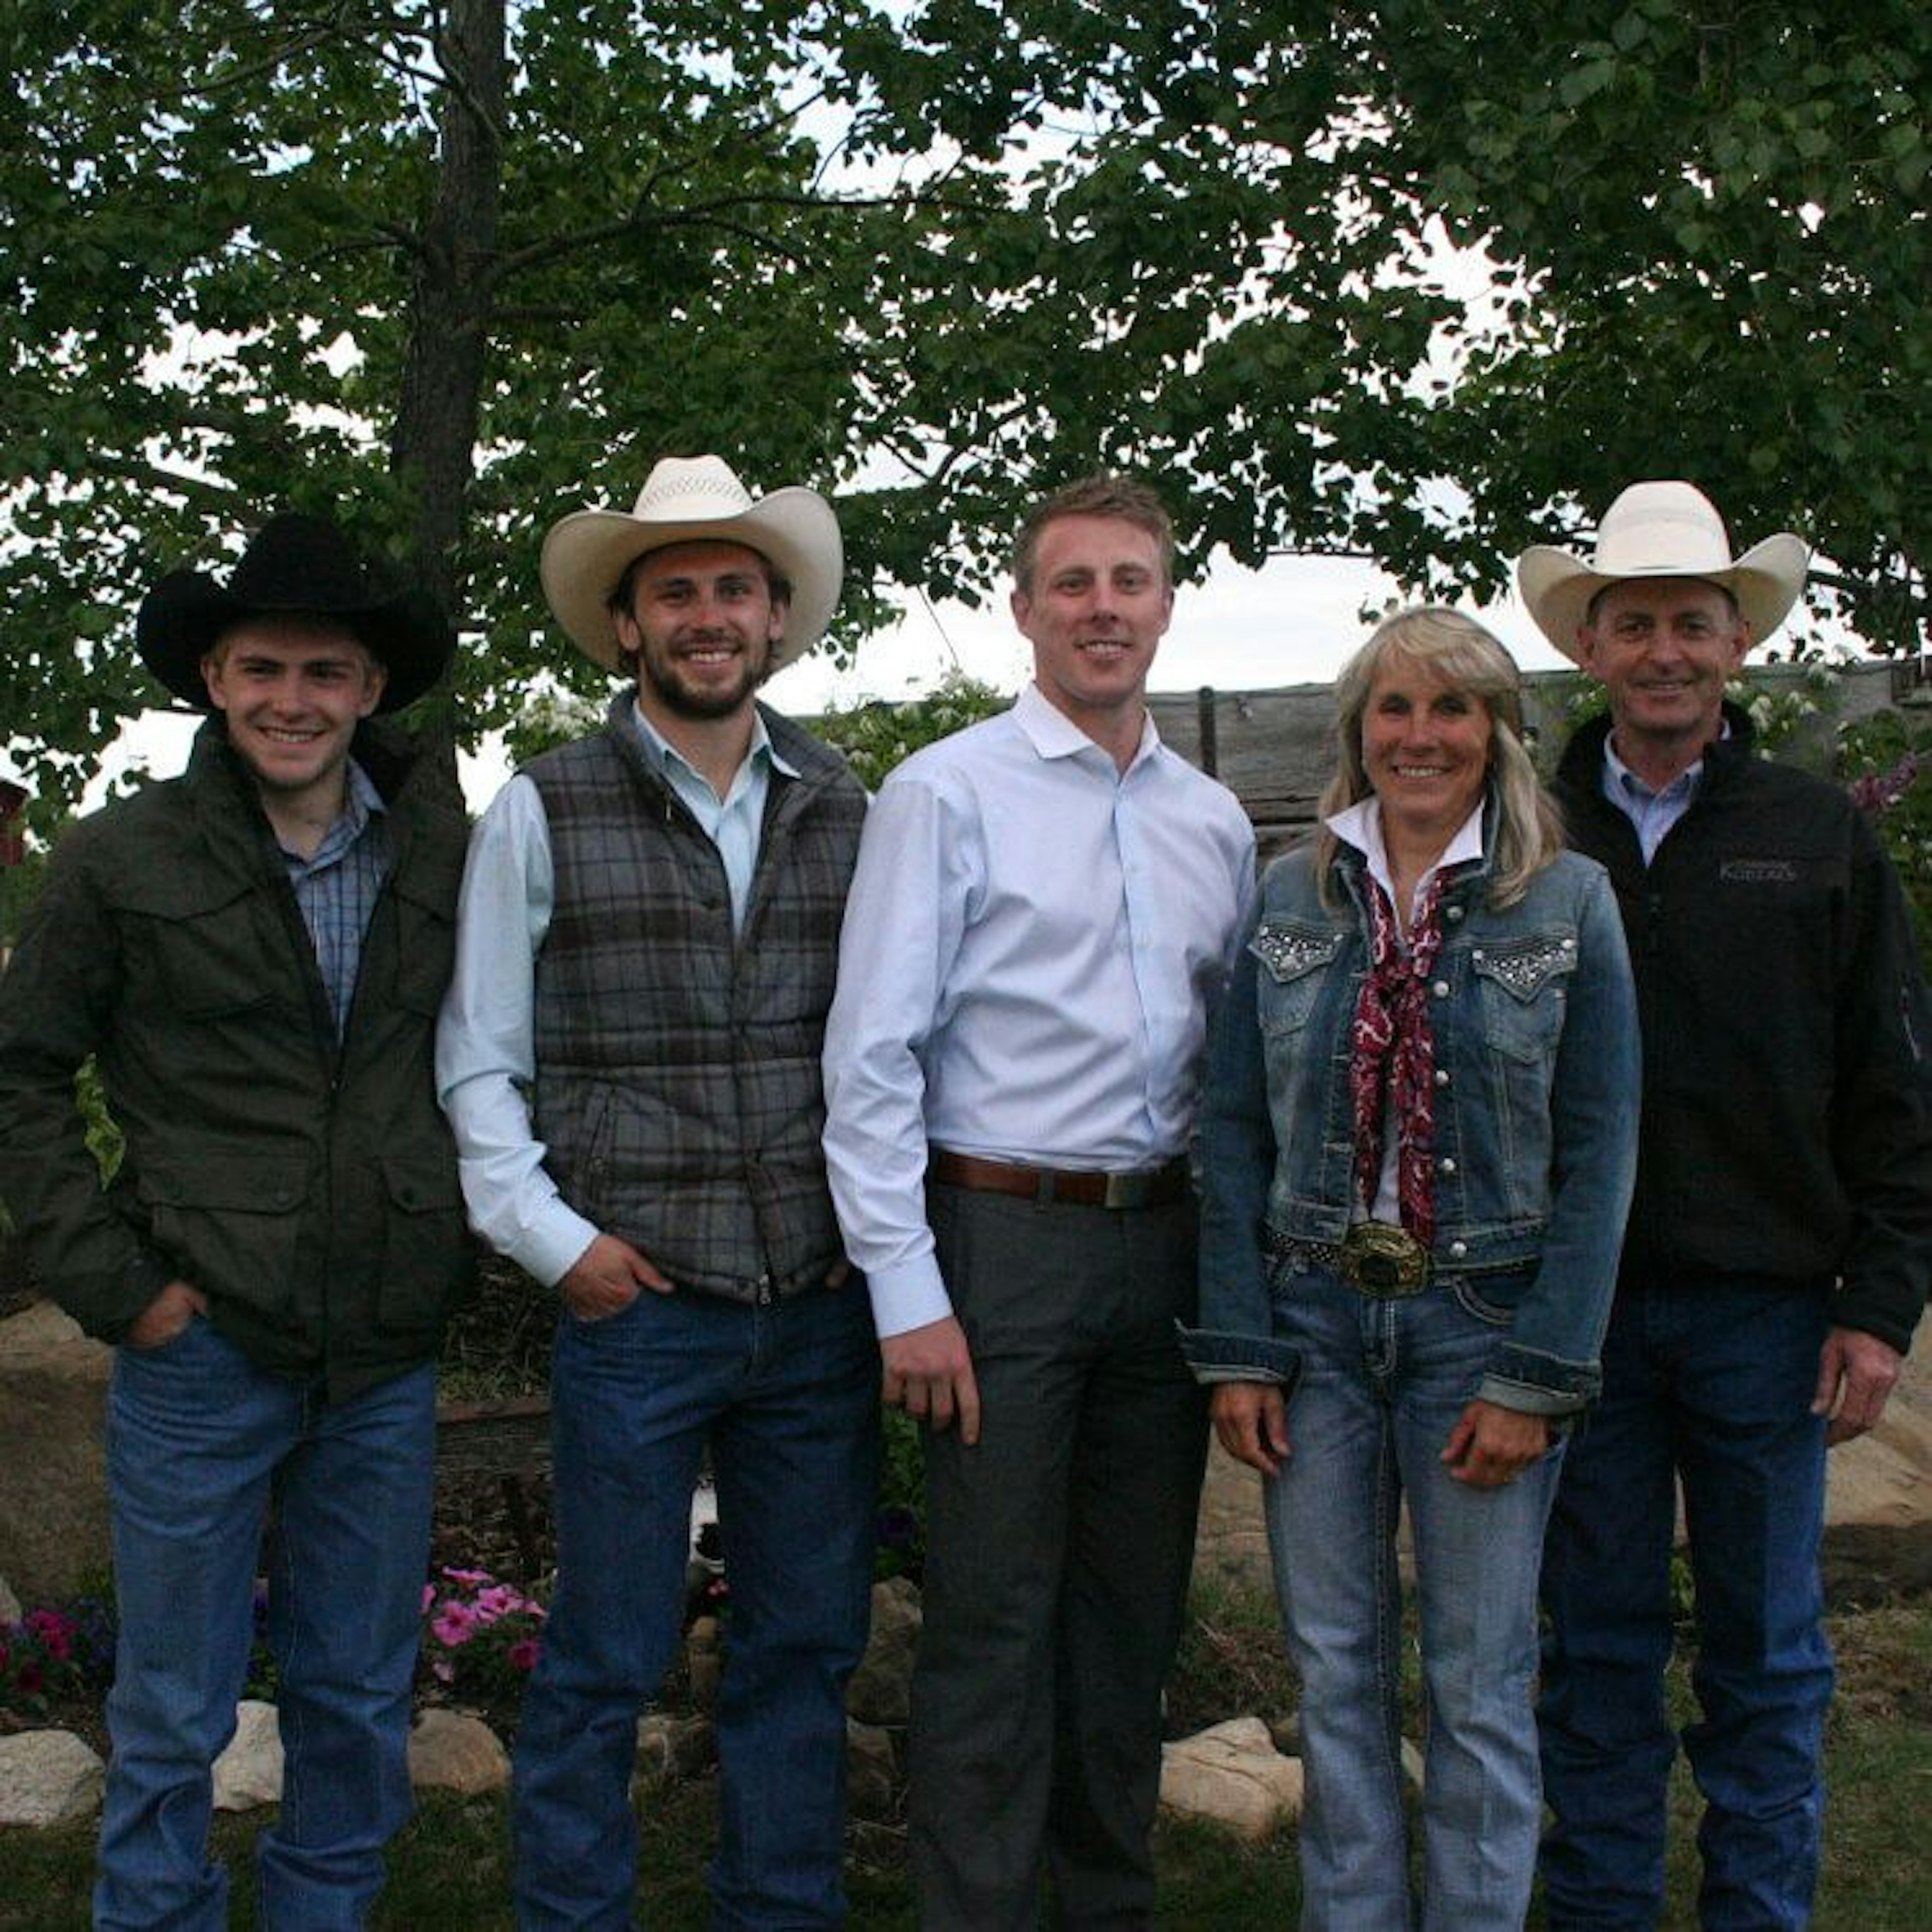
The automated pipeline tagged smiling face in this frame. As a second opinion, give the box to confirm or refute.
[1360,655,1493,850]
[201,617,385,815]
[1010,513,1173,761]
[614,538,785,726]
[1578,576,1749,783]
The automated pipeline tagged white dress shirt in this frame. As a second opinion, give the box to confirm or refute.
[435,700,792,1285]
[822,683,1255,1339]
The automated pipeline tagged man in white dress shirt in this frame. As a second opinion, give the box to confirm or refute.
[823,475,1255,1930]
[437,455,876,1930]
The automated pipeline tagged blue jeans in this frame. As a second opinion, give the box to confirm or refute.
[1264,1265,1561,1932]
[1538,1282,1832,1930]
[97,1318,435,1932]
[512,1282,880,1931]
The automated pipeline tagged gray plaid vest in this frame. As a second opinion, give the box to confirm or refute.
[527,695,865,1302]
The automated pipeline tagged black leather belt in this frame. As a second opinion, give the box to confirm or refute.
[930,1149,1191,1210]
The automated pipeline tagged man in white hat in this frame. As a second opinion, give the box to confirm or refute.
[0,511,469,1928]
[1519,481,1932,1928]
[436,455,876,1928]
[822,475,1255,1929]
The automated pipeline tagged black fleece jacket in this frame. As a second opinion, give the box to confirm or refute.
[1554,704,1932,1352]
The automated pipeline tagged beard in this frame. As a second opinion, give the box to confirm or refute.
[634,635,771,720]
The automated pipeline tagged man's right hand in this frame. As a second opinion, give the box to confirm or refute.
[558,1234,672,1321]
[881,1316,981,1445]
[125,1280,207,1351]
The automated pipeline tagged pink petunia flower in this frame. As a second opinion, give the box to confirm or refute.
[432,1604,479,1647]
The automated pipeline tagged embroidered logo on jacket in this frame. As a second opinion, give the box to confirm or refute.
[1719,858,1800,884]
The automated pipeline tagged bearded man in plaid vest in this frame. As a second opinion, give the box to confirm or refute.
[437,456,877,1930]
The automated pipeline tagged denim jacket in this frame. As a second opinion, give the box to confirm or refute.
[1185,825,1640,1414]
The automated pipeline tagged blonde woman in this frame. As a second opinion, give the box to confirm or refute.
[1185,608,1639,1929]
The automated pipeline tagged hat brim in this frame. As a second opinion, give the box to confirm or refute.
[539,488,842,675]
[136,572,456,712]
[1517,533,1810,665]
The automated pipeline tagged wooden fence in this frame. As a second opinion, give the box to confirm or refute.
[1148,657,1928,859]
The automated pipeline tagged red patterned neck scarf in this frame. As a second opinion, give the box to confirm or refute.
[1350,870,1449,1244]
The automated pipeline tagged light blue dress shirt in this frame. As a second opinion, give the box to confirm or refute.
[435,700,794,1284]
[821,683,1256,1339]
[1600,734,1706,865]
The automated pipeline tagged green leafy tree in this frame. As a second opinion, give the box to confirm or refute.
[1348,1,1932,649]
[4,4,1926,808]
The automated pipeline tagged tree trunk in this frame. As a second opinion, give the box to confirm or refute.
[391,0,505,615]
[388,0,506,778]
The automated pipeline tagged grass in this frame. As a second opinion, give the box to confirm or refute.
[4,1592,1927,1930]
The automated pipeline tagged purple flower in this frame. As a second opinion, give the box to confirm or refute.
[1850,751,1924,816]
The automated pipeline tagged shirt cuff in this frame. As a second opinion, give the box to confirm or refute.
[514,1200,603,1290]
[863,1254,954,1339]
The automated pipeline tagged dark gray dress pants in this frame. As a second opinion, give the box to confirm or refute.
[910,1181,1210,1931]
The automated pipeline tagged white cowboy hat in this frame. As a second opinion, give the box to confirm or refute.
[1516,480,1809,664]
[540,454,843,673]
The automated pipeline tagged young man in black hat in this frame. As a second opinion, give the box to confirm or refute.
[0,512,472,1930]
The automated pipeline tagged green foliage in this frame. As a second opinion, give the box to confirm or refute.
[6,4,1927,819]
[873,1406,926,1583]
[75,1057,125,1183]
[815,673,1010,789]
[1365,3,1932,652]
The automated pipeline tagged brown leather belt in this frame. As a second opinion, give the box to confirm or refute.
[929,1149,1191,1210]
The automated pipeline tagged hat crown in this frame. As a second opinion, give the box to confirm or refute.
[628,455,757,526]
[228,511,394,610]
[1592,480,1736,578]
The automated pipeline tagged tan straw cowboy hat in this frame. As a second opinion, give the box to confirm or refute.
[540,454,843,673]
[1517,480,1809,665]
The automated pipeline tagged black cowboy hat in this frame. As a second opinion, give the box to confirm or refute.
[136,512,457,712]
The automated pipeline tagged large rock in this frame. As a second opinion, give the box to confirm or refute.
[408,1709,508,1794]
[845,1719,898,1821]
[684,1616,723,1710]
[212,1700,284,1811]
[1159,1716,1303,1841]
[0,1304,113,1602]
[1828,1355,1932,1529]
[632,1712,715,1796]
[847,1576,920,1727]
[1193,1444,1274,1598]
[0,1729,104,1827]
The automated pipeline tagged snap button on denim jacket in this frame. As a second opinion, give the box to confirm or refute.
[1186,835,1640,1414]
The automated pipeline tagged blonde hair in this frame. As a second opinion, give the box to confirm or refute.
[1316,605,1562,909]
